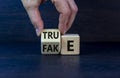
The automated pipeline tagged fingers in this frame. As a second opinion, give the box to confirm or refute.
[52,0,78,34]
[52,0,71,34]
[21,0,78,36]
[27,8,44,36]
[21,0,44,36]
[66,0,78,32]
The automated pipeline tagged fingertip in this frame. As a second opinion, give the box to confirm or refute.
[59,27,66,35]
[35,29,41,37]
[35,28,43,37]
[61,31,65,35]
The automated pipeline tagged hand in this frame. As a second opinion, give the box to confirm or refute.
[21,0,44,36]
[52,0,78,34]
[21,0,78,36]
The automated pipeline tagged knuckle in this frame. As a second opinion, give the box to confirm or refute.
[63,9,71,15]
[71,6,78,13]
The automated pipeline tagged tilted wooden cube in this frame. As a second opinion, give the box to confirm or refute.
[61,34,80,55]
[41,29,61,54]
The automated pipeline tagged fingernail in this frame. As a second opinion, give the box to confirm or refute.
[63,30,66,34]
[36,29,41,37]
[63,27,67,34]
[61,30,66,35]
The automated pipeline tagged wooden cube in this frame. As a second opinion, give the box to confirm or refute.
[61,34,80,55]
[41,29,61,54]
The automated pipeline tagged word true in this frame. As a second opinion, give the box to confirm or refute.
[42,32,59,39]
[41,29,80,55]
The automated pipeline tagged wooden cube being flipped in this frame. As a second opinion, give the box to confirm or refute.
[61,34,80,55]
[41,29,61,54]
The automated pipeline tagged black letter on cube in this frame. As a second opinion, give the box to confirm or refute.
[61,34,80,55]
[41,29,61,54]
